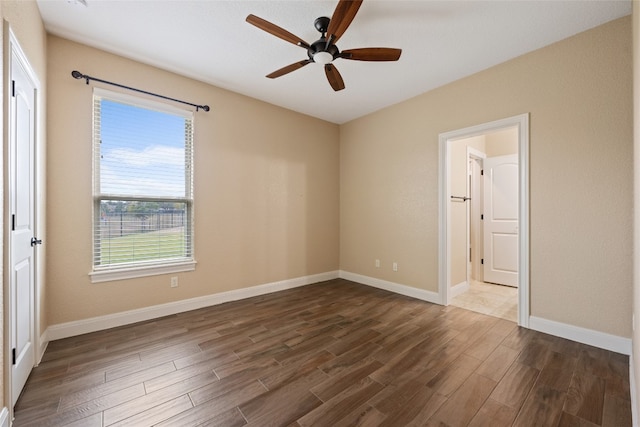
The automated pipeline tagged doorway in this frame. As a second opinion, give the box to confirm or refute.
[438,114,529,326]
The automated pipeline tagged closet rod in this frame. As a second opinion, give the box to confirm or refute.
[71,70,210,112]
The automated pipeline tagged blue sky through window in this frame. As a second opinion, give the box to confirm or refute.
[99,99,188,198]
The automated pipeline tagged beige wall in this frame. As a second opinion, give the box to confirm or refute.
[46,36,340,325]
[485,127,518,158]
[632,0,639,417]
[341,16,633,338]
[1,0,47,412]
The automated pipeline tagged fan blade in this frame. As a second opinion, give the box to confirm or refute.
[340,48,402,61]
[324,64,345,91]
[326,0,363,44]
[266,60,313,79]
[246,14,310,49]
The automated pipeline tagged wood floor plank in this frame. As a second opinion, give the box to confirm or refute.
[108,394,193,427]
[605,373,631,401]
[425,373,497,426]
[369,347,431,385]
[464,330,508,361]
[376,385,442,427]
[517,340,553,370]
[239,369,325,423]
[62,413,103,427]
[557,411,600,426]
[188,376,265,407]
[401,389,448,427]
[368,371,436,415]
[172,346,239,370]
[311,359,384,402]
[475,344,520,382]
[105,357,174,382]
[59,361,176,410]
[326,328,381,356]
[12,279,632,427]
[536,351,577,393]
[490,362,540,409]
[468,397,518,427]
[11,399,62,426]
[512,384,566,427]
[17,383,146,427]
[156,405,247,427]
[16,370,106,410]
[102,372,218,425]
[191,378,267,416]
[330,404,387,427]
[426,353,483,397]
[319,341,382,376]
[564,371,606,425]
[273,334,338,366]
[259,350,333,391]
[297,376,385,427]
[143,358,223,394]
[602,394,632,427]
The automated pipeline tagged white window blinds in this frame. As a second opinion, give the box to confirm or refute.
[92,89,194,271]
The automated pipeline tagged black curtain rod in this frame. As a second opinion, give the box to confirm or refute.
[71,70,210,112]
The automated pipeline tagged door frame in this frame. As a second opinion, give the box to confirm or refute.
[467,148,485,284]
[5,28,42,410]
[438,114,529,327]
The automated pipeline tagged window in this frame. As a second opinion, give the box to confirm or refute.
[90,89,195,282]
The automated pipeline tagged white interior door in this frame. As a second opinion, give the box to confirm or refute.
[10,46,37,406]
[483,154,518,287]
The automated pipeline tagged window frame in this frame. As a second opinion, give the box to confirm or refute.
[89,88,196,283]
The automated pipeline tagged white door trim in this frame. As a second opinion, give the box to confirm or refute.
[467,148,485,283]
[438,114,529,327]
[5,28,42,410]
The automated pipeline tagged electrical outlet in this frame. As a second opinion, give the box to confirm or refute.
[392,262,398,272]
[170,276,178,288]
[375,259,380,268]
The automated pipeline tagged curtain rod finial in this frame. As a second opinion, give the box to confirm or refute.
[71,70,90,84]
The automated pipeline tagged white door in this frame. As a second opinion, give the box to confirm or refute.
[483,154,518,287]
[10,47,38,406]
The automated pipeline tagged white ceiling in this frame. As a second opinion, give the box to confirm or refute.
[37,0,631,124]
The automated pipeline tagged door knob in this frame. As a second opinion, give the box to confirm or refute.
[30,237,42,247]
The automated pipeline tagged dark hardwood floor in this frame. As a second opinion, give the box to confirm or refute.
[13,279,631,426]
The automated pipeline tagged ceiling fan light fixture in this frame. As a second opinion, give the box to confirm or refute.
[313,51,334,65]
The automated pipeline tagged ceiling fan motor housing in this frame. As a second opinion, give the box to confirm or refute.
[308,38,339,63]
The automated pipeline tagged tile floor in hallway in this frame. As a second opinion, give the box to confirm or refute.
[450,280,518,322]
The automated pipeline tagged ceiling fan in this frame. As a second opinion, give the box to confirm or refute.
[246,0,401,91]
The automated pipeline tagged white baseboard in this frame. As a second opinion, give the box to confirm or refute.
[630,354,638,427]
[529,316,631,355]
[45,271,339,341]
[36,329,49,365]
[339,270,442,304]
[450,281,469,298]
[0,407,8,427]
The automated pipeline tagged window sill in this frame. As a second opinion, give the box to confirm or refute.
[90,260,197,283]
